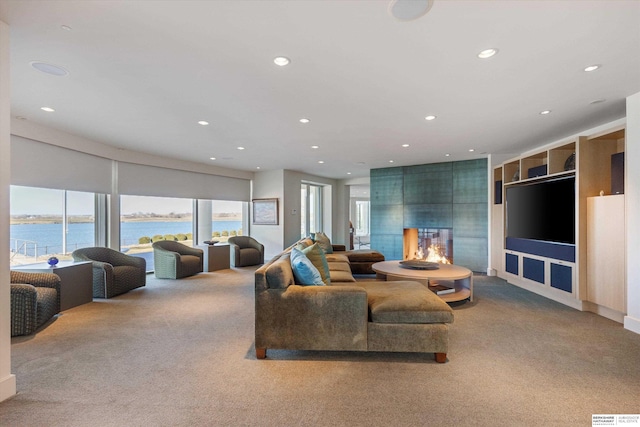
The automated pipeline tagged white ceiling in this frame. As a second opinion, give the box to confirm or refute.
[1,0,639,180]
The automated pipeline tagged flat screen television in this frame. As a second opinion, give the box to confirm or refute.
[505,176,575,245]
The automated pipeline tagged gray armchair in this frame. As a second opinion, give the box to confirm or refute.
[72,247,146,298]
[152,240,203,279]
[10,271,61,336]
[228,236,264,267]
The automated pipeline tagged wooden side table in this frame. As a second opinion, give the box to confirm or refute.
[197,244,231,271]
[12,261,93,311]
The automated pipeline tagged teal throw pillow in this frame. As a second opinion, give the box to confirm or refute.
[314,231,333,254]
[302,243,331,285]
[290,248,325,286]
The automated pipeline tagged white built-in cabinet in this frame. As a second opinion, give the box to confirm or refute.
[587,195,626,313]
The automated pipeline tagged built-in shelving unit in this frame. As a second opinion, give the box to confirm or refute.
[493,167,502,205]
[493,127,626,322]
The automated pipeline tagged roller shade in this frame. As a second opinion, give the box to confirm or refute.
[117,162,250,201]
[11,136,112,193]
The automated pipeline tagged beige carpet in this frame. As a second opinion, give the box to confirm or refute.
[2,268,639,426]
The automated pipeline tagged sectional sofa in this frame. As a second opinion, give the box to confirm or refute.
[254,240,454,362]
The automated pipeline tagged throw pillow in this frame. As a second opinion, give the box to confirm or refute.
[314,231,333,254]
[302,243,331,285]
[290,248,325,286]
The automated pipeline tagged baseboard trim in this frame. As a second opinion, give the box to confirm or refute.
[582,301,625,323]
[503,273,584,311]
[624,316,640,335]
[0,374,16,403]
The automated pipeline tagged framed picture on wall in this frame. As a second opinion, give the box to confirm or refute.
[252,198,279,225]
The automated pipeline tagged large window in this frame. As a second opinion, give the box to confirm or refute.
[10,185,96,265]
[212,200,244,242]
[120,195,194,251]
[301,183,322,238]
[355,200,370,237]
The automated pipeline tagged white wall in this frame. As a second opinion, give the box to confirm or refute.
[0,19,17,403]
[251,169,345,259]
[283,170,341,247]
[624,91,640,334]
[251,170,285,260]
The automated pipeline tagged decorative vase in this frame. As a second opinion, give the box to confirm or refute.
[47,256,59,267]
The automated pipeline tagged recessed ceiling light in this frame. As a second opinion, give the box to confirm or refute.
[590,99,606,105]
[41,107,55,112]
[30,61,68,76]
[61,25,72,31]
[256,167,261,170]
[540,110,551,115]
[237,147,245,150]
[477,48,498,59]
[274,56,290,66]
[584,65,600,72]
[198,121,209,126]
[318,160,324,164]
[299,118,310,124]
[425,115,436,121]
[347,172,352,175]
[311,145,319,149]
[445,153,450,157]
[210,157,217,160]
[469,149,475,152]
[402,144,410,148]
[389,160,394,163]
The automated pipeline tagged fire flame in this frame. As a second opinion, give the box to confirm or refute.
[415,245,451,264]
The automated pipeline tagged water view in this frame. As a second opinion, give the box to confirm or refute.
[10,220,242,265]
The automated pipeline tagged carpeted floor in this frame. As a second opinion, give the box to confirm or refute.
[2,268,639,426]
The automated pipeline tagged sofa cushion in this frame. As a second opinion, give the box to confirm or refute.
[264,254,295,290]
[297,237,315,249]
[328,261,351,273]
[290,248,325,286]
[329,270,357,283]
[302,243,331,285]
[313,231,333,254]
[324,253,350,263]
[343,249,385,263]
[357,281,454,324]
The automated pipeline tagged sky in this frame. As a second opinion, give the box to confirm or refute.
[10,186,243,216]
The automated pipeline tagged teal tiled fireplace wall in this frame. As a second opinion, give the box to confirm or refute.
[370,159,488,272]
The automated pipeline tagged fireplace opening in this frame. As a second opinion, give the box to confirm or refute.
[403,228,453,264]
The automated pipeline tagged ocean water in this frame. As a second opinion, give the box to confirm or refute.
[10,220,242,257]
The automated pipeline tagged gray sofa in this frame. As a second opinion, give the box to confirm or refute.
[254,242,454,362]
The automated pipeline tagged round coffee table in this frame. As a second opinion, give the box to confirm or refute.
[372,261,473,303]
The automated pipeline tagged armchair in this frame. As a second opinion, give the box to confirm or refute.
[228,236,264,267]
[72,247,146,298]
[10,271,61,336]
[152,241,203,279]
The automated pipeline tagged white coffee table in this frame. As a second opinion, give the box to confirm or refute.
[372,261,473,303]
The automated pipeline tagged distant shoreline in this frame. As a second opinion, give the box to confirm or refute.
[11,214,242,225]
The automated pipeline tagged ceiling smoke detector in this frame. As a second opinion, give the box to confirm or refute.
[389,0,434,21]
